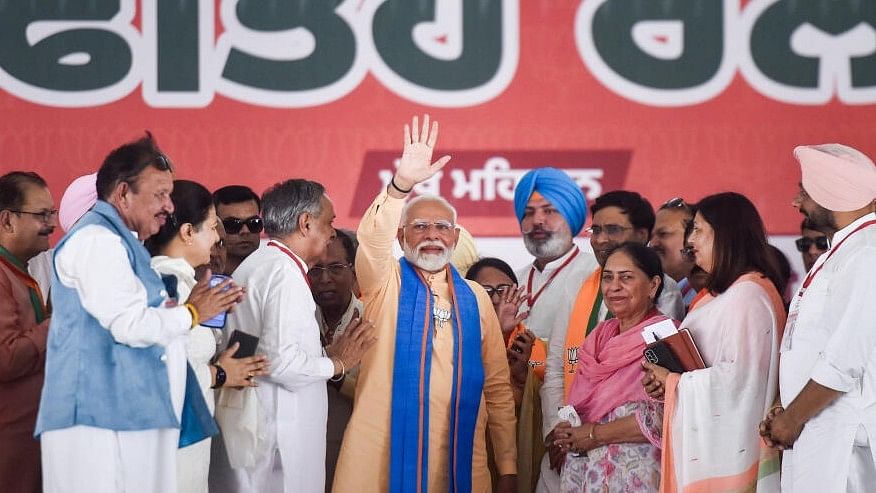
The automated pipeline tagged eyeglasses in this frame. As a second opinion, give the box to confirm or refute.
[307,263,352,280]
[585,225,632,238]
[10,209,59,223]
[795,236,829,252]
[222,216,263,234]
[480,284,512,298]
[405,220,455,234]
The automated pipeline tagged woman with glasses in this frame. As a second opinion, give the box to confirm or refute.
[642,192,786,492]
[466,257,539,490]
[552,243,671,492]
[145,180,268,493]
[466,257,532,399]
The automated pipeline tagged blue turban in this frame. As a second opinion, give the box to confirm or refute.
[513,167,588,235]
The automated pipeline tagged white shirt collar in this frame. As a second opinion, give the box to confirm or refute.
[831,212,876,247]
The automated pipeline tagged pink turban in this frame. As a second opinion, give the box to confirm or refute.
[794,144,876,212]
[59,173,98,232]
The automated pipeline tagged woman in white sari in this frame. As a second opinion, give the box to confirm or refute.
[146,179,268,493]
[642,192,786,492]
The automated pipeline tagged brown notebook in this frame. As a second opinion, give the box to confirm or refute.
[643,329,706,373]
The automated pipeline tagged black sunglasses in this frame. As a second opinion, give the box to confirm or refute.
[222,216,263,234]
[795,236,828,252]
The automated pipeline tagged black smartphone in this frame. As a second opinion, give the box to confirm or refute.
[227,330,259,358]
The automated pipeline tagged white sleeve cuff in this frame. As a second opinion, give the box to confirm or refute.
[810,357,855,392]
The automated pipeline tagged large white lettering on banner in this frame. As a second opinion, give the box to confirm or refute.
[0,0,872,108]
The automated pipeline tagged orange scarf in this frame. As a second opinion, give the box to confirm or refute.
[562,268,602,399]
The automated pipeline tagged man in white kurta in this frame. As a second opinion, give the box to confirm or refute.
[37,138,239,493]
[762,144,876,492]
[223,179,372,493]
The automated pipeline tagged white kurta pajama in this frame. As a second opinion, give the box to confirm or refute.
[41,225,190,493]
[779,213,876,492]
[225,241,335,493]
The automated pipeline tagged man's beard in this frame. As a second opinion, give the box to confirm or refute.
[523,227,572,259]
[403,239,454,272]
[803,204,839,235]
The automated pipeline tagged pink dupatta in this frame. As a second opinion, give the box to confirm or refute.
[567,309,674,423]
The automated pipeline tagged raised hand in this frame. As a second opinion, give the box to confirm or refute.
[496,285,529,334]
[392,114,452,193]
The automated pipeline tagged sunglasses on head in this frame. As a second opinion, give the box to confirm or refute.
[795,236,829,252]
[222,216,263,234]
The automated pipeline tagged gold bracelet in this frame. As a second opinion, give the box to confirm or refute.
[588,424,597,441]
[184,303,199,328]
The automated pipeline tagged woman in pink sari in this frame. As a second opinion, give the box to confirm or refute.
[553,242,675,492]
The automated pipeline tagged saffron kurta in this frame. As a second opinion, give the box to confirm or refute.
[332,190,517,493]
[0,254,49,493]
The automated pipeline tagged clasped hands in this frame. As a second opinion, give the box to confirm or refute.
[759,405,803,450]
[641,360,673,400]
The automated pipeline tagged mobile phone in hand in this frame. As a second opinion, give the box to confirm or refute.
[200,274,230,329]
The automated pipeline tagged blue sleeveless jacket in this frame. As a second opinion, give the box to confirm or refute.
[35,201,180,434]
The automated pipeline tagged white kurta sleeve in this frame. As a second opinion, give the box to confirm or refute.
[55,225,191,347]
[260,268,335,390]
[810,245,876,392]
[657,274,686,321]
[540,320,566,438]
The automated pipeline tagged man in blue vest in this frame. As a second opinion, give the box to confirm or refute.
[36,134,243,493]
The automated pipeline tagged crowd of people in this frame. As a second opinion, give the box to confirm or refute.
[1,115,874,493]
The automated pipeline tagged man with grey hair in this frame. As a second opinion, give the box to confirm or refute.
[333,115,517,493]
[223,179,375,492]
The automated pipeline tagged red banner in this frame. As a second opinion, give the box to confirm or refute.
[1,1,873,236]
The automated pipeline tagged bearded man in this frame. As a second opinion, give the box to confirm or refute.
[332,115,517,493]
[512,167,598,492]
[760,144,876,492]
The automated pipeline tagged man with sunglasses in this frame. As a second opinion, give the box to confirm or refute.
[213,185,263,275]
[309,229,362,491]
[797,218,829,272]
[0,171,55,492]
[333,115,517,493]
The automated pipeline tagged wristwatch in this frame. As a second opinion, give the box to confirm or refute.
[212,364,227,388]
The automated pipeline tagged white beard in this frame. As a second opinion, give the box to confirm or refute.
[403,239,454,272]
[523,229,572,260]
